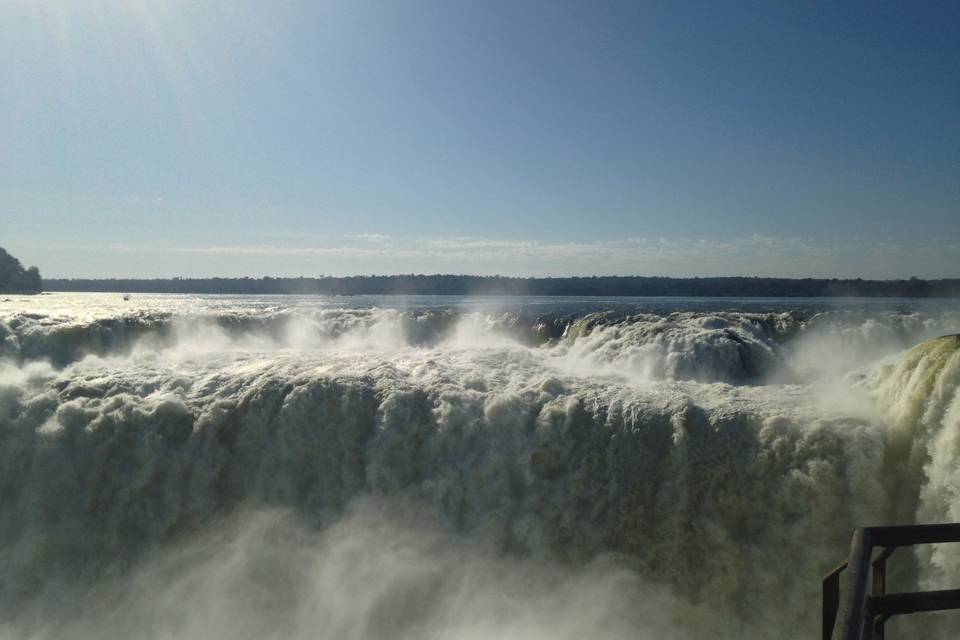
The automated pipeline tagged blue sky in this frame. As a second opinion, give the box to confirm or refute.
[2,0,958,278]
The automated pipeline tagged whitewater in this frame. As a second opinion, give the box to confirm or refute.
[1,293,959,639]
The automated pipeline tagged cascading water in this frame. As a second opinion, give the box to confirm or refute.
[1,293,959,639]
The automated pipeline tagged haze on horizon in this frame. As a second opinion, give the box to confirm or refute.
[2,1,958,280]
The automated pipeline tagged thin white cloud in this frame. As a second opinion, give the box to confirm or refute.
[133,235,945,260]
[95,234,960,278]
[345,233,391,242]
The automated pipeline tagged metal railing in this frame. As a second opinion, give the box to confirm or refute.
[823,523,960,640]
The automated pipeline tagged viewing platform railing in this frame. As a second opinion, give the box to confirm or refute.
[823,523,960,640]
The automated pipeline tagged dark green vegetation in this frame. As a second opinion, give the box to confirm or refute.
[0,248,41,294]
[43,275,960,297]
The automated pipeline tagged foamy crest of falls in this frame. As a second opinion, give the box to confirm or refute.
[1,294,959,639]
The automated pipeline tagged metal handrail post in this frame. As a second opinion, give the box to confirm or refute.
[836,528,874,640]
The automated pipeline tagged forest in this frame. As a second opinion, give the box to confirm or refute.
[0,248,42,294]
[42,274,960,297]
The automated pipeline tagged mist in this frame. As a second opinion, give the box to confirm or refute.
[1,294,959,638]
[2,501,742,640]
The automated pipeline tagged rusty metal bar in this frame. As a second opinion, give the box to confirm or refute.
[824,562,848,640]
[867,589,960,617]
[871,546,895,596]
[871,613,890,640]
[869,546,896,640]
[868,524,960,547]
[827,524,960,640]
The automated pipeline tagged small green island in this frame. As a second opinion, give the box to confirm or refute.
[0,247,42,294]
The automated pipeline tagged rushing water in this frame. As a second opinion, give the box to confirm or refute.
[1,293,959,639]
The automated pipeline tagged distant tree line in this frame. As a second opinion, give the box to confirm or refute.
[0,247,42,294]
[41,275,960,297]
